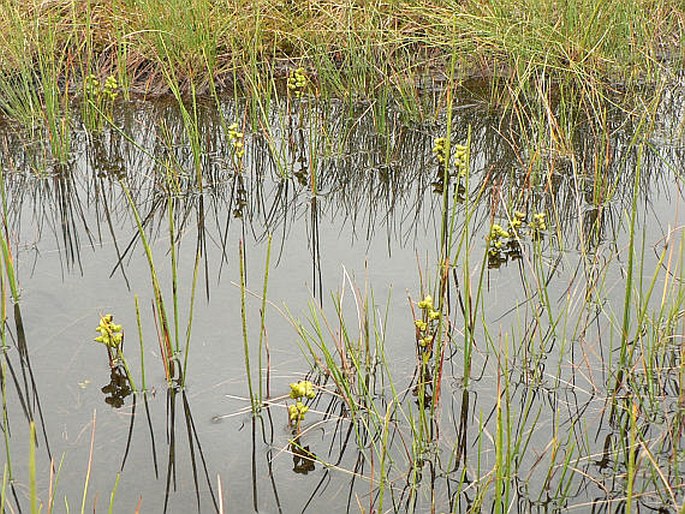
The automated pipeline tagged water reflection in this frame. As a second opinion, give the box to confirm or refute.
[101,365,132,408]
[0,85,683,512]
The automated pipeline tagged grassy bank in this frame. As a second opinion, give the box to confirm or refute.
[0,0,682,103]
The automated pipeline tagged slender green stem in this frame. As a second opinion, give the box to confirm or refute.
[258,235,272,405]
[135,295,147,392]
[239,241,256,412]
[107,473,121,514]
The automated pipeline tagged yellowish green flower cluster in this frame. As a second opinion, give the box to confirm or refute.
[432,137,447,164]
[487,210,549,267]
[83,73,120,132]
[509,210,526,232]
[487,224,510,257]
[84,74,119,102]
[431,138,469,200]
[287,67,308,97]
[288,401,309,423]
[103,75,119,101]
[228,123,245,160]
[94,314,123,348]
[432,138,468,175]
[290,380,316,400]
[288,380,316,430]
[415,295,441,359]
[84,74,100,97]
[454,144,468,177]
[529,212,547,234]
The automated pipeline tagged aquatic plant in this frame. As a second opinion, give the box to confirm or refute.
[486,210,549,267]
[94,314,136,394]
[432,135,469,200]
[287,380,316,440]
[529,211,547,237]
[228,122,245,170]
[94,314,124,349]
[287,67,308,98]
[82,73,120,132]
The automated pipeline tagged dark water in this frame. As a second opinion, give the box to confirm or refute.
[1,87,684,513]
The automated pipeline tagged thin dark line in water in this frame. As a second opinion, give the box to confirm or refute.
[196,195,210,303]
[9,480,23,514]
[120,392,137,472]
[310,196,323,303]
[216,196,232,285]
[14,303,52,461]
[108,195,164,279]
[259,411,284,514]
[3,350,31,426]
[163,387,177,514]
[99,177,131,289]
[182,389,220,513]
[182,392,203,512]
[269,180,292,268]
[144,392,160,479]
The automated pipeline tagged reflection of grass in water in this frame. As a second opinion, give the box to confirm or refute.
[267,137,685,511]
[0,83,683,511]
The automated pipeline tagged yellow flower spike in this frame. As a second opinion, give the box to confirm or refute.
[509,216,523,231]
[303,381,315,399]
[428,310,440,321]
[417,295,433,310]
[415,319,427,331]
[530,212,547,232]
[432,137,448,164]
[288,404,298,420]
[289,380,315,400]
[94,314,124,347]
[288,68,308,97]
[289,382,300,399]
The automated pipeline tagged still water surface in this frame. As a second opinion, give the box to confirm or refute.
[1,91,684,512]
